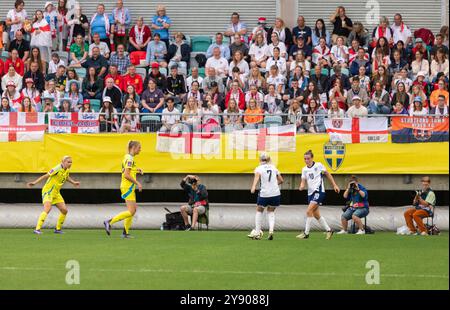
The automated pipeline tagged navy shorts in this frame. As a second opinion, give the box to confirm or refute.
[308,191,326,205]
[257,195,281,207]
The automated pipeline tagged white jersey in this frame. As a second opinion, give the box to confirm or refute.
[301,162,326,196]
[255,164,281,198]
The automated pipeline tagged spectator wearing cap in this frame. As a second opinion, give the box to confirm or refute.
[21,77,41,111]
[206,33,231,60]
[346,95,368,118]
[8,30,30,61]
[122,65,144,95]
[151,4,171,48]
[80,99,93,112]
[329,6,353,44]
[2,64,23,91]
[2,80,23,109]
[145,62,168,93]
[409,96,428,116]
[250,17,269,44]
[65,79,83,111]
[292,16,312,46]
[430,81,449,108]
[289,35,312,64]
[166,65,186,104]
[102,78,123,111]
[224,12,247,43]
[109,44,131,75]
[186,67,204,93]
[160,97,181,132]
[104,64,124,90]
[167,32,190,76]
[99,97,119,132]
[205,47,229,79]
[141,78,165,113]
[267,17,293,48]
[430,95,449,116]
[41,94,58,113]
[22,61,45,92]
[82,66,103,100]
[411,50,429,81]
[347,77,369,107]
[146,33,168,68]
[128,16,152,53]
[82,47,109,78]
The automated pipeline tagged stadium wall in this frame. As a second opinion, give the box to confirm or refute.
[0,203,448,231]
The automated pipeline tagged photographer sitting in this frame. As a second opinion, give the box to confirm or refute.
[404,176,436,236]
[180,175,209,231]
[337,176,369,235]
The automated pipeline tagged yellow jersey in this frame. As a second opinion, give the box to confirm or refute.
[120,154,137,189]
[42,164,70,194]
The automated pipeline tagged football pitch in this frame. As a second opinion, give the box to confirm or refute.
[0,229,448,290]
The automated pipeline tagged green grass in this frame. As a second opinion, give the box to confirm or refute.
[0,229,448,290]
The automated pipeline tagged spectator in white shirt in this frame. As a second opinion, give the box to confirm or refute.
[268,32,287,58]
[266,65,287,94]
[330,36,349,68]
[410,96,428,116]
[48,53,65,75]
[229,50,249,77]
[411,50,429,81]
[391,13,412,46]
[266,47,287,76]
[346,95,368,118]
[205,47,229,79]
[89,32,110,58]
[249,33,269,69]
[160,97,181,132]
[186,67,204,92]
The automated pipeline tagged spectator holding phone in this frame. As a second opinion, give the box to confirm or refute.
[337,175,369,235]
[180,175,209,231]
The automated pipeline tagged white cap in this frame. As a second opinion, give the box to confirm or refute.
[352,95,362,101]
[103,96,112,103]
[417,71,427,78]
[44,1,53,9]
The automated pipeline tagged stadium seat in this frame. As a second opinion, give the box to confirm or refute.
[264,115,283,127]
[89,99,101,112]
[191,36,211,53]
[75,67,87,79]
[211,36,230,45]
[159,67,167,77]
[141,114,161,132]
[56,51,69,64]
[330,68,349,77]
[135,67,147,81]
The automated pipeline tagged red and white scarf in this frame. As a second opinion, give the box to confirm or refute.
[134,25,145,45]
[91,13,110,36]
[113,8,125,36]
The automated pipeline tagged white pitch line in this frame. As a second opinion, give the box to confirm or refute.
[0,266,448,279]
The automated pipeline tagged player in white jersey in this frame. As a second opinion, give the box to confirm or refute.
[297,150,340,240]
[248,153,284,240]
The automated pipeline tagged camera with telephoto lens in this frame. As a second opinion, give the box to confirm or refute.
[349,181,358,192]
[187,177,197,185]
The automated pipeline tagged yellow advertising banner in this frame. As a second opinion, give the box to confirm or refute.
[0,133,448,174]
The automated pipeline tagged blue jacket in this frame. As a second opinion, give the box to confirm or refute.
[347,183,369,209]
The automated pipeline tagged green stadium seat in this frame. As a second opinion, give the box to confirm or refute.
[75,67,87,79]
[0,50,9,61]
[136,67,147,81]
[141,114,161,132]
[264,115,283,127]
[330,68,349,77]
[89,99,101,112]
[191,36,212,52]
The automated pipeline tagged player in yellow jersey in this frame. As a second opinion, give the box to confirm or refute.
[27,156,80,234]
[104,140,143,238]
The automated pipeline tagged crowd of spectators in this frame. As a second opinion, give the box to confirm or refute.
[0,1,448,133]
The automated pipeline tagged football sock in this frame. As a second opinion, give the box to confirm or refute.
[56,213,66,230]
[110,211,132,225]
[255,211,263,233]
[35,211,48,230]
[268,212,275,234]
[319,217,331,232]
[124,216,133,234]
[305,217,313,235]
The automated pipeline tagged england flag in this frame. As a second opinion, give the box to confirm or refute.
[0,112,46,142]
[324,117,388,144]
